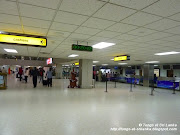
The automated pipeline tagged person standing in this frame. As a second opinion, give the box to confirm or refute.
[39,68,44,83]
[32,67,38,88]
[19,67,23,81]
[46,68,53,87]
[24,68,29,83]
[1,67,7,73]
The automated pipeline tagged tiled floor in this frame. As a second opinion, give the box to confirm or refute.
[0,75,180,135]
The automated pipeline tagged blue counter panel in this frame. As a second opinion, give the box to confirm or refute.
[157,80,179,90]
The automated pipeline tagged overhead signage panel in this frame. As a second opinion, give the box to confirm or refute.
[114,55,130,61]
[72,44,93,52]
[75,62,79,65]
[0,34,47,47]
[47,58,52,65]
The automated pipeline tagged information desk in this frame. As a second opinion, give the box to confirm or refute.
[0,73,7,90]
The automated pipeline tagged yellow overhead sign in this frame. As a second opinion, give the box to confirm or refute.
[114,56,128,61]
[0,34,47,47]
[75,62,79,65]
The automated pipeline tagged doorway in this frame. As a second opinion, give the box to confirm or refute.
[167,70,173,77]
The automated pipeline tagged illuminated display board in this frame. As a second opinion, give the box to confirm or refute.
[114,55,130,61]
[46,58,52,65]
[72,44,93,52]
[0,34,47,47]
[75,62,79,65]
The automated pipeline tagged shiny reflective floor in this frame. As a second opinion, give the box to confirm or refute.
[0,75,180,135]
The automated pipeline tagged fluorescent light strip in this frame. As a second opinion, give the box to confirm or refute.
[4,49,18,53]
[68,54,79,57]
[145,61,159,63]
[155,51,180,56]
[118,63,127,65]
[93,61,99,63]
[102,64,108,66]
[92,42,115,49]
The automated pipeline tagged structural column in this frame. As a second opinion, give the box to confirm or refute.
[143,64,154,87]
[78,59,93,89]
[55,64,62,79]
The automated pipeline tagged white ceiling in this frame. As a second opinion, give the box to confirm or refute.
[0,0,180,66]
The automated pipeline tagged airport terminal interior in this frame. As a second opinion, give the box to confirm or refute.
[0,0,180,135]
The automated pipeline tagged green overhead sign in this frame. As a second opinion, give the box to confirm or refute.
[72,44,93,52]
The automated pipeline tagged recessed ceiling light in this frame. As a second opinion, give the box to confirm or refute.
[118,63,127,65]
[68,54,79,57]
[4,49,18,53]
[93,65,96,66]
[155,51,180,56]
[92,42,115,49]
[65,65,69,66]
[93,61,99,63]
[154,65,158,66]
[102,64,108,66]
[145,61,159,63]
[110,59,114,60]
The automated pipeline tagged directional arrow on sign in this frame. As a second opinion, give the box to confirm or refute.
[41,40,44,44]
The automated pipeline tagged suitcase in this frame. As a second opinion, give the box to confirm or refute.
[43,80,47,85]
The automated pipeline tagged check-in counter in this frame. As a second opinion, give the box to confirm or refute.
[110,75,142,85]
[157,77,180,90]
[0,73,7,90]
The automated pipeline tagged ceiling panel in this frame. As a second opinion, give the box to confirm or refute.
[74,27,101,35]
[82,17,115,30]
[51,22,78,32]
[0,22,23,33]
[19,0,60,9]
[143,0,180,17]
[106,22,138,33]
[0,0,19,15]
[0,13,21,25]
[115,34,138,41]
[48,30,71,38]
[144,18,180,31]
[59,0,106,16]
[127,27,157,36]
[93,3,136,21]
[132,32,173,42]
[122,12,162,26]
[23,26,48,36]
[88,36,110,42]
[22,17,51,28]
[95,30,120,38]
[69,33,91,41]
[54,11,89,25]
[19,4,55,20]
[161,35,180,42]
[164,26,180,34]
[168,13,180,21]
[109,0,158,10]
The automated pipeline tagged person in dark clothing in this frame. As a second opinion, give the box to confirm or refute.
[32,67,38,88]
[19,67,23,81]
[46,68,53,87]
[39,68,44,83]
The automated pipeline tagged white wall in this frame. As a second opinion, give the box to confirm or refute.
[174,70,180,77]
